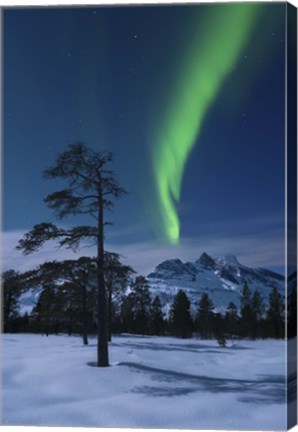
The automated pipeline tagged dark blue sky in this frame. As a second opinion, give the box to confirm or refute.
[3,4,287,274]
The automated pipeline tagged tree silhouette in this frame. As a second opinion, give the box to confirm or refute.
[240,281,254,338]
[29,258,97,344]
[104,252,135,340]
[17,142,126,366]
[195,292,214,338]
[170,290,193,338]
[251,289,263,339]
[150,295,165,336]
[2,270,23,333]
[267,287,284,339]
[224,302,239,337]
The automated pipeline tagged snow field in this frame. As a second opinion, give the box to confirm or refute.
[1,334,287,430]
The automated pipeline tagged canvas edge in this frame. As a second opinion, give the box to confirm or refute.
[286,1,297,429]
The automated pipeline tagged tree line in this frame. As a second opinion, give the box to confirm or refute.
[3,266,296,344]
[167,283,290,343]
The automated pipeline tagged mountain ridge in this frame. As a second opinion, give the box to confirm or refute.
[147,252,284,315]
[18,252,285,317]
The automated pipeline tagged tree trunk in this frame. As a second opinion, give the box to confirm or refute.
[97,192,109,367]
[82,285,88,345]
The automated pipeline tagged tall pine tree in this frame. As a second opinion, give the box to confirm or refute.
[17,142,126,367]
[169,290,193,338]
[267,287,284,339]
[120,276,152,335]
[150,296,165,336]
[195,293,214,338]
[251,289,263,339]
[224,302,239,337]
[240,281,254,338]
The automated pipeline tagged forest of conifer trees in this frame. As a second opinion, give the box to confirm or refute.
[3,265,296,344]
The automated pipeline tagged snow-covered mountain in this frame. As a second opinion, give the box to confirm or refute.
[18,252,286,317]
[147,252,285,315]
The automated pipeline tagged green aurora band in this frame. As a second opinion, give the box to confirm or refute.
[153,4,263,244]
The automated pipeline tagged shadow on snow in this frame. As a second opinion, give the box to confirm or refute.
[118,362,285,404]
[111,341,249,356]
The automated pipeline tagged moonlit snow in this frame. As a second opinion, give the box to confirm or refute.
[2,333,286,429]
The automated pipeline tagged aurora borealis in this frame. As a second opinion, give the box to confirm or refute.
[152,4,263,244]
[3,3,287,274]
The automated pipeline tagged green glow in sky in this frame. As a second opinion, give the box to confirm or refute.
[153,4,262,244]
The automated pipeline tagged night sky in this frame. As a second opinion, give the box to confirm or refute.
[3,3,287,275]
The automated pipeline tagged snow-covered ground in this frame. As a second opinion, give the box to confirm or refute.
[1,333,287,430]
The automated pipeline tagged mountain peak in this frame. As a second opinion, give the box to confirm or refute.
[159,258,183,268]
[196,252,216,270]
[148,258,186,279]
[216,255,240,267]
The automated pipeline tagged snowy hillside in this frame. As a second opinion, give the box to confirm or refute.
[147,252,285,314]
